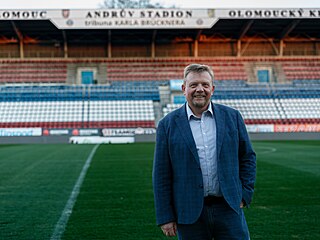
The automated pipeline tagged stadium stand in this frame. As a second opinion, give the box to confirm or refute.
[165,80,320,125]
[282,59,320,80]
[0,60,67,83]
[0,62,320,129]
[0,84,157,129]
[105,58,247,81]
[0,59,320,129]
[1,57,320,84]
[0,11,320,136]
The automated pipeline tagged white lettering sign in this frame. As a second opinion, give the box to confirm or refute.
[0,128,42,136]
[1,9,320,29]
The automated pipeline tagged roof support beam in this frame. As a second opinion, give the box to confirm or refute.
[151,30,157,58]
[237,40,241,57]
[278,20,300,56]
[195,30,202,41]
[278,20,300,39]
[194,30,202,57]
[236,20,254,57]
[62,30,68,58]
[279,40,284,56]
[108,30,112,58]
[269,39,279,55]
[238,20,254,39]
[11,21,24,58]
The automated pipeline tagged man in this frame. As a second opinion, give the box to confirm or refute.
[152,64,256,240]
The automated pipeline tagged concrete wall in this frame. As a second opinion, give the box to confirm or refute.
[250,132,320,141]
[0,132,319,144]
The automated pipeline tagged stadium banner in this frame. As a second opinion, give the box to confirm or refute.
[0,128,42,137]
[0,9,217,29]
[274,124,320,132]
[101,128,156,137]
[246,124,274,133]
[43,129,70,136]
[216,9,320,19]
[42,128,101,136]
[1,8,319,29]
[72,129,100,136]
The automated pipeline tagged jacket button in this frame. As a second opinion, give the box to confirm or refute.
[199,184,203,188]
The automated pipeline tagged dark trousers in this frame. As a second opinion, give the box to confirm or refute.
[177,198,250,240]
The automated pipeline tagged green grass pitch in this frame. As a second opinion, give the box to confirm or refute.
[0,141,319,239]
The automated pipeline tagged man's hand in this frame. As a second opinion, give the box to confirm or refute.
[161,222,177,237]
[240,200,245,208]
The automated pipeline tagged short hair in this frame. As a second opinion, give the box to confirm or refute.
[183,64,214,84]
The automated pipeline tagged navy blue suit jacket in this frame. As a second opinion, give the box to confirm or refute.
[152,103,256,225]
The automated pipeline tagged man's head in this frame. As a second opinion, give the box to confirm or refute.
[183,64,214,85]
[182,64,215,115]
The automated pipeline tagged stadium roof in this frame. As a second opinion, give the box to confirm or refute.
[0,9,320,44]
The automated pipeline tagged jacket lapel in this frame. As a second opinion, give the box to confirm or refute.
[175,104,200,165]
[213,103,225,159]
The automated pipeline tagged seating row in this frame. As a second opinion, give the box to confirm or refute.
[0,83,161,101]
[164,97,320,123]
[1,57,320,83]
[0,100,156,128]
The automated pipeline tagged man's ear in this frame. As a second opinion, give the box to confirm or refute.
[211,85,215,95]
[181,84,186,94]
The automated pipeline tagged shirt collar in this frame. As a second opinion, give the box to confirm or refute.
[186,102,213,120]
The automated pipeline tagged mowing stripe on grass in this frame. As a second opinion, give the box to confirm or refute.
[50,144,99,240]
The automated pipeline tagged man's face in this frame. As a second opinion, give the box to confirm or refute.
[182,71,215,112]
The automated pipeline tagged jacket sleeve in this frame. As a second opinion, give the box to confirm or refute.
[152,120,176,225]
[237,111,256,206]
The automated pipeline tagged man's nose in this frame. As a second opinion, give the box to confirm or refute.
[195,84,204,91]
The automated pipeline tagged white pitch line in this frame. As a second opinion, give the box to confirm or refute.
[256,146,277,155]
[50,144,99,240]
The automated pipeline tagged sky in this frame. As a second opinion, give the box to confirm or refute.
[1,0,320,9]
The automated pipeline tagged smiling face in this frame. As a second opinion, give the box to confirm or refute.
[182,71,215,116]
